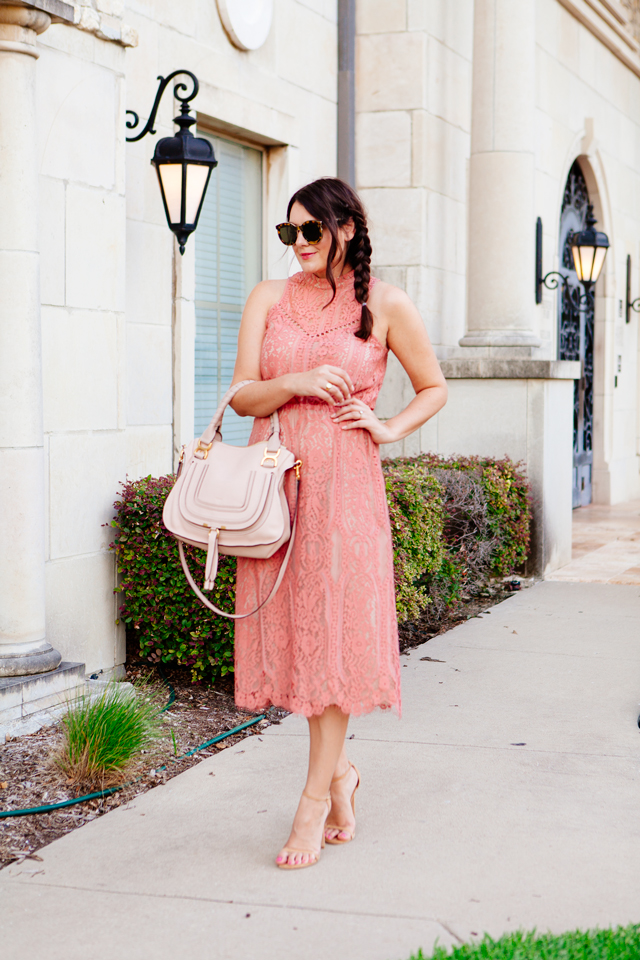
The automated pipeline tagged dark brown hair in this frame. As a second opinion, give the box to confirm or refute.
[287,177,373,340]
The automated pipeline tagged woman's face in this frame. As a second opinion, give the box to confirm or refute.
[288,201,355,278]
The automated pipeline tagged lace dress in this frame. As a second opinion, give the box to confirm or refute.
[234,271,401,717]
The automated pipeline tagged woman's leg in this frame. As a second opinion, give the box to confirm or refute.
[276,705,349,866]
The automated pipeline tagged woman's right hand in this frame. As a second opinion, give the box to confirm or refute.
[285,365,354,406]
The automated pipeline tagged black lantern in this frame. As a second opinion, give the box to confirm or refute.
[126,71,217,254]
[569,204,609,291]
[535,205,610,303]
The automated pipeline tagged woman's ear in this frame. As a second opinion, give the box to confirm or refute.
[340,218,356,243]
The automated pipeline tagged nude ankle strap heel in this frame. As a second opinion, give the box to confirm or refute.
[325,763,360,845]
[276,794,331,869]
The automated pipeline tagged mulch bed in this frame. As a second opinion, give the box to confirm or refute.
[0,577,527,870]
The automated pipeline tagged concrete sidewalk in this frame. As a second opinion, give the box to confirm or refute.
[2,580,639,960]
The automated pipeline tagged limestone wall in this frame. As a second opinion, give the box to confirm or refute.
[365,0,640,508]
[36,0,338,674]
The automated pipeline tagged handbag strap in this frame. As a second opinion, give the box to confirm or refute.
[177,473,300,620]
[197,379,280,450]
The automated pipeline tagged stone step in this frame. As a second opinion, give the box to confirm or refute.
[0,662,86,742]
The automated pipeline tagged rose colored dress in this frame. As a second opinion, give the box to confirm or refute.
[234,270,401,717]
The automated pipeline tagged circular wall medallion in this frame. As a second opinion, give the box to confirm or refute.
[216,0,273,51]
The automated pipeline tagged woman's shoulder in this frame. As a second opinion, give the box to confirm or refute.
[247,278,289,313]
[369,278,413,313]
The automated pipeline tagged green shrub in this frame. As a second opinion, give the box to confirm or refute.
[413,454,532,578]
[409,924,640,959]
[383,462,445,623]
[384,454,532,624]
[111,455,531,684]
[111,476,236,683]
[55,679,163,788]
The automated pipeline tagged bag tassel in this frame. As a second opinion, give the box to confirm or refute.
[204,527,220,591]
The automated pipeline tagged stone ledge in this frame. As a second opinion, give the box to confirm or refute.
[440,359,582,380]
[0,661,85,741]
[10,0,139,44]
[13,0,75,23]
[72,4,138,47]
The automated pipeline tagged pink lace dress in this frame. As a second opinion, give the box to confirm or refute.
[234,270,401,717]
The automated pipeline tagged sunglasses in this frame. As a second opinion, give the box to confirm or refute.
[276,220,324,246]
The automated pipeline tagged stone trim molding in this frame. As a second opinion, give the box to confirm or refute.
[0,5,51,58]
[72,2,138,48]
[22,0,74,21]
[557,0,640,77]
[0,0,138,47]
[441,359,582,380]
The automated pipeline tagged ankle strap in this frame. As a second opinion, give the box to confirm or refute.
[330,762,353,785]
[302,791,330,803]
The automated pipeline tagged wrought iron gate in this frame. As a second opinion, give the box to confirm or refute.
[558,163,594,508]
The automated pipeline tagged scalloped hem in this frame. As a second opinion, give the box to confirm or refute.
[235,689,402,720]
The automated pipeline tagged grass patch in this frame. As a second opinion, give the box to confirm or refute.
[54,679,164,789]
[408,926,640,960]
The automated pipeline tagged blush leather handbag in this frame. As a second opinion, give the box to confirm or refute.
[162,379,301,619]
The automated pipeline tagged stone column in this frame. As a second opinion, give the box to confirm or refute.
[461,0,540,350]
[0,5,61,675]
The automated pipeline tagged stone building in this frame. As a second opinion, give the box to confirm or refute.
[0,0,639,724]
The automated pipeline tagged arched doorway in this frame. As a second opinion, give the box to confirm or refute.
[558,162,594,508]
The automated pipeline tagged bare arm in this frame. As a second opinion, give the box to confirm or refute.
[230,280,355,417]
[331,283,447,443]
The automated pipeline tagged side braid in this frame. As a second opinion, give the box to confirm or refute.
[286,178,375,339]
[350,214,373,341]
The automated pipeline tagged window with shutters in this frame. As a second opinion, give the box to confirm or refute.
[194,134,263,443]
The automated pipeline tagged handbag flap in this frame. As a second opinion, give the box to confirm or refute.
[178,440,278,531]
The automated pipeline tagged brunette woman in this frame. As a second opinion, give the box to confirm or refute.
[230,178,447,868]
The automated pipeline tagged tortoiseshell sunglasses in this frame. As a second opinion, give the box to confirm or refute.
[276,220,324,246]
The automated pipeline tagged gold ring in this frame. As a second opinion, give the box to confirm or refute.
[325,382,333,391]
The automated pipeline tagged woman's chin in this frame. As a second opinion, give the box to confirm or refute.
[296,254,325,274]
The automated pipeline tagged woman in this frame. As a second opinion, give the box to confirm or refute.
[230,178,447,869]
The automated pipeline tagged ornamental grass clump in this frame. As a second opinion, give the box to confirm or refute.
[409,924,640,959]
[55,680,164,788]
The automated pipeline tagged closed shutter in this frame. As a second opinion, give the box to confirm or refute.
[194,135,262,443]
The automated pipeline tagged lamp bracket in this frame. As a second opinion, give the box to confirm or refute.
[541,270,593,307]
[535,217,594,307]
[540,270,570,293]
[625,254,639,323]
[126,70,199,143]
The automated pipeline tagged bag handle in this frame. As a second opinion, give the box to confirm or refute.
[177,473,300,620]
[197,379,280,451]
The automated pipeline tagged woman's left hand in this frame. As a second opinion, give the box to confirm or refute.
[330,398,395,445]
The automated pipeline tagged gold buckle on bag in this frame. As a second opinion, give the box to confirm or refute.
[195,440,214,460]
[261,447,281,467]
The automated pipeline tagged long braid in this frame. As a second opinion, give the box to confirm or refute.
[349,212,373,341]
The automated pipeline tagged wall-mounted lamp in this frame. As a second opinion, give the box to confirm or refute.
[535,205,609,304]
[126,71,217,254]
[625,255,639,323]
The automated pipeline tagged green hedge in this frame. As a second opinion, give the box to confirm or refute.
[383,454,532,625]
[111,455,531,683]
